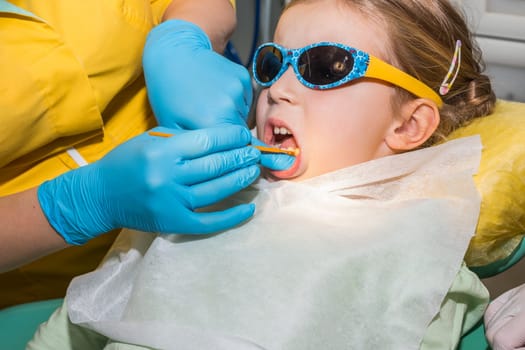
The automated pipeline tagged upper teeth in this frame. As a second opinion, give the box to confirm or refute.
[274,126,292,135]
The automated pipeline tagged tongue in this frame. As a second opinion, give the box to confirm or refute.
[279,136,298,150]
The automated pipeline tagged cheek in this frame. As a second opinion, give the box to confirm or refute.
[304,93,367,146]
[304,89,393,166]
[306,123,355,160]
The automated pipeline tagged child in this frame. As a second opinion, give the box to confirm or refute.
[29,0,496,349]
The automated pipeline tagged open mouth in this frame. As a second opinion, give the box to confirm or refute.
[262,120,302,179]
[267,124,300,156]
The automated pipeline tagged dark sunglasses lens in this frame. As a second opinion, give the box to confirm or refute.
[298,46,354,86]
[255,46,283,83]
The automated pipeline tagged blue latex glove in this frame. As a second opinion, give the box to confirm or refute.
[250,137,296,171]
[38,126,261,245]
[143,19,252,129]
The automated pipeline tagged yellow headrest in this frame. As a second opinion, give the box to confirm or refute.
[448,100,525,267]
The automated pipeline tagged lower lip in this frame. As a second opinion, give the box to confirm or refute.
[268,153,301,179]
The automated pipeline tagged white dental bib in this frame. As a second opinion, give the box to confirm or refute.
[67,136,482,350]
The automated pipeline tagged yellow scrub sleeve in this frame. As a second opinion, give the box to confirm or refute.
[0,0,171,309]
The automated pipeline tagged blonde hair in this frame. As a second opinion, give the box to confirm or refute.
[286,0,496,146]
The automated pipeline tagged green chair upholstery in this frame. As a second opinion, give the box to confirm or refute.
[458,237,525,350]
[0,298,63,350]
[458,320,491,350]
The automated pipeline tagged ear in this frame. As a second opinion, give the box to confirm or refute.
[385,99,440,152]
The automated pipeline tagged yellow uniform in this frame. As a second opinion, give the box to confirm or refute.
[0,0,234,308]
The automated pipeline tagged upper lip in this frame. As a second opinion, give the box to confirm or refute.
[264,118,297,148]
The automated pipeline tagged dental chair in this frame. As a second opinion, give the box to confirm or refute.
[454,99,525,350]
[0,298,63,350]
[1,100,524,350]
[458,238,525,350]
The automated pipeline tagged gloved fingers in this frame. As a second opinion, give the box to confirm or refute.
[232,62,253,122]
[485,285,525,349]
[186,165,260,209]
[485,285,525,329]
[144,20,211,58]
[156,125,253,159]
[174,146,260,185]
[485,287,516,327]
[185,62,253,129]
[486,311,525,350]
[143,20,253,130]
[180,203,256,234]
[260,153,296,171]
[212,60,253,126]
[250,136,296,171]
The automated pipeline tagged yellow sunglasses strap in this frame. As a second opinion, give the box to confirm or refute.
[366,56,443,107]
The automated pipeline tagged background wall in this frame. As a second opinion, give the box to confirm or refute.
[456,0,525,102]
[230,1,282,66]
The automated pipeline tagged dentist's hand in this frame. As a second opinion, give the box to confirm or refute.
[485,283,525,350]
[38,126,261,245]
[143,19,252,130]
[250,137,295,171]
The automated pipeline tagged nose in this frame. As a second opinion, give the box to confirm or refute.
[266,66,299,105]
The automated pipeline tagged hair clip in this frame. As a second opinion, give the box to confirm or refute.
[439,40,462,96]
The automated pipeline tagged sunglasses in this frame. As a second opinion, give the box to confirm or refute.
[252,42,443,107]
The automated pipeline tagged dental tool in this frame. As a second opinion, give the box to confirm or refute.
[251,145,299,156]
[147,131,299,156]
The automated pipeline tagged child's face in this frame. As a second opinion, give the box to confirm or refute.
[256,1,401,181]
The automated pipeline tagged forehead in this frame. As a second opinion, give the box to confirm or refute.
[274,1,389,60]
